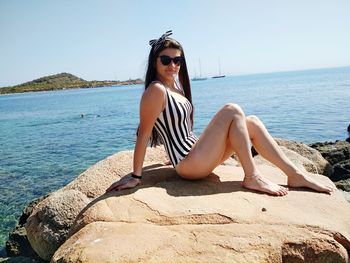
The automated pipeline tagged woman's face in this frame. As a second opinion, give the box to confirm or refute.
[156,48,182,83]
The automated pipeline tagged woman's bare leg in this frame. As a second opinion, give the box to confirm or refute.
[245,115,333,194]
[176,103,288,196]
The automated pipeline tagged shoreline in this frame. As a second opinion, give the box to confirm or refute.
[2,65,350,96]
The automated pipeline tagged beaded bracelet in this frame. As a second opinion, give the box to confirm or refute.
[131,173,142,180]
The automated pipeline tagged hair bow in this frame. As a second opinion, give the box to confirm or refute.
[149,30,173,53]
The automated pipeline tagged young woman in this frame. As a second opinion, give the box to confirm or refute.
[107,31,332,196]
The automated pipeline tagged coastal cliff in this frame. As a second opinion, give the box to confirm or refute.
[3,139,350,262]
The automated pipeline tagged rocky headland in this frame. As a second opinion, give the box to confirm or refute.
[2,138,350,262]
[0,73,143,95]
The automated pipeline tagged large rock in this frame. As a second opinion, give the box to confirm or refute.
[25,144,350,262]
[25,190,90,261]
[5,226,33,259]
[39,147,347,263]
[332,159,350,182]
[52,161,350,263]
[309,141,350,184]
[335,179,350,192]
[53,222,348,263]
[6,196,46,258]
[25,147,168,261]
[309,140,350,165]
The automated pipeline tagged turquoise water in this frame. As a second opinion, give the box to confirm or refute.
[0,66,349,254]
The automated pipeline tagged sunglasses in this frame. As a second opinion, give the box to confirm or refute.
[159,55,184,66]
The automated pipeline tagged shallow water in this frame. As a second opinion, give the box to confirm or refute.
[0,66,349,254]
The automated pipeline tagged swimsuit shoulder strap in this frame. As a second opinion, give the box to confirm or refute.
[175,81,185,95]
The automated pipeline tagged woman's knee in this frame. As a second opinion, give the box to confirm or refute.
[246,115,265,136]
[222,103,244,118]
[246,115,263,127]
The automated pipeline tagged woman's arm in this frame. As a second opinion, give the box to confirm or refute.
[106,83,165,192]
[133,83,166,175]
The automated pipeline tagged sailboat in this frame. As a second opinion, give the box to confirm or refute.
[192,59,207,81]
[212,58,226,78]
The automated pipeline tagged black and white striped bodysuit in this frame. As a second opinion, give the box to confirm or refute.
[154,84,198,167]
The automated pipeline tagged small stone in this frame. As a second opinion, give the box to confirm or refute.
[262,207,267,212]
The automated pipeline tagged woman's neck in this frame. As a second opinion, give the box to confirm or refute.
[156,76,176,89]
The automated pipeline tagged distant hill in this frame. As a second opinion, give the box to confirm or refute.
[0,73,143,94]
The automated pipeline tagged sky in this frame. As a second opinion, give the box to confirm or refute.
[1,0,350,87]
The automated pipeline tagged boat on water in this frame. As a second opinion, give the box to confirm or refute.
[212,58,226,79]
[191,59,207,81]
[212,75,225,79]
[192,77,208,81]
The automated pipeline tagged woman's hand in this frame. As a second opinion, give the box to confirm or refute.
[106,175,141,192]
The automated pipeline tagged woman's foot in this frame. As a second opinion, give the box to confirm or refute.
[243,173,289,196]
[287,171,333,194]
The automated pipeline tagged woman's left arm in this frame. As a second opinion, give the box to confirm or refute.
[106,83,165,192]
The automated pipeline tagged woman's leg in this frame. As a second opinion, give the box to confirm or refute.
[176,103,288,196]
[245,115,333,193]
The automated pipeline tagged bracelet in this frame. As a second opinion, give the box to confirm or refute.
[131,173,142,180]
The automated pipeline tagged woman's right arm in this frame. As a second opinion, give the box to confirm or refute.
[106,83,165,192]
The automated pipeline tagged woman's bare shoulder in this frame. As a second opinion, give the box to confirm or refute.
[143,82,166,98]
[140,82,166,115]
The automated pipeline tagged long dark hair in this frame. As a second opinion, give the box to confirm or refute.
[141,38,194,147]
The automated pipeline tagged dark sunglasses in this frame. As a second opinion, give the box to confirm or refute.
[159,55,184,66]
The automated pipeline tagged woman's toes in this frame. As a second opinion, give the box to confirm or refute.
[278,188,288,196]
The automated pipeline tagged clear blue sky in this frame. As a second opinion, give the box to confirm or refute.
[1,0,350,86]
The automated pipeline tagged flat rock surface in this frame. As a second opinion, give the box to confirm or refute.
[47,147,350,262]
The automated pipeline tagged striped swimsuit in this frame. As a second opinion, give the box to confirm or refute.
[154,84,198,167]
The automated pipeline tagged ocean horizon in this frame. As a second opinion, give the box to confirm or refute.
[0,65,349,255]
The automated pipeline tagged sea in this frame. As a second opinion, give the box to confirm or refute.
[0,66,349,255]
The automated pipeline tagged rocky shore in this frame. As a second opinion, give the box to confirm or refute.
[309,140,350,193]
[2,138,350,262]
